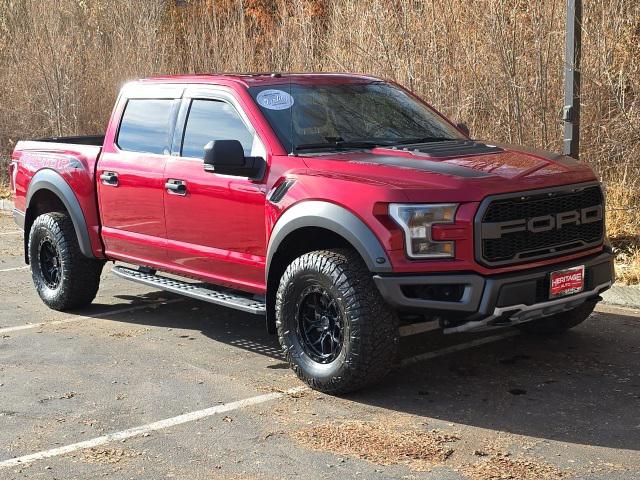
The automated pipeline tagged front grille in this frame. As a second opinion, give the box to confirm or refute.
[476,184,604,266]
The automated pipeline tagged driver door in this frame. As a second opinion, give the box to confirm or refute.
[163,89,268,293]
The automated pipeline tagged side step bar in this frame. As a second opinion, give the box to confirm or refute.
[112,265,266,315]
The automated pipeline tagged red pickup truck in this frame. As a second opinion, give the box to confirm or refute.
[9,73,614,393]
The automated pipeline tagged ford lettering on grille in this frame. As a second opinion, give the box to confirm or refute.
[481,205,603,239]
[475,184,605,266]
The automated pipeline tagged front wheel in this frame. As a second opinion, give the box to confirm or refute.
[276,248,398,394]
[29,212,104,311]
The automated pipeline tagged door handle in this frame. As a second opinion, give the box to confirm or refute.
[100,171,118,186]
[165,179,187,196]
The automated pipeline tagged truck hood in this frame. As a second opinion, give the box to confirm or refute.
[300,141,598,203]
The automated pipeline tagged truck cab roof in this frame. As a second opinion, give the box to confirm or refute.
[136,72,385,88]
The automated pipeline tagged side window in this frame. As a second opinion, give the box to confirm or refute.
[181,99,255,159]
[117,99,175,155]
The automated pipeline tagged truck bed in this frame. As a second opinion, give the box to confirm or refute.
[35,135,105,146]
[11,138,105,258]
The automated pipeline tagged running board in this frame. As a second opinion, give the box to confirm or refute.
[112,266,266,315]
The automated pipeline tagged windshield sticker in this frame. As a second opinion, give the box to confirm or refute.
[256,89,294,110]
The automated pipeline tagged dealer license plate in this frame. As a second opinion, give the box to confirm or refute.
[549,265,585,299]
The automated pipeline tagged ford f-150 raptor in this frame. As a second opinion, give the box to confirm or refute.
[9,73,614,393]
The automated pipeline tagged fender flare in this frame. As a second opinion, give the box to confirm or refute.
[26,169,95,258]
[266,201,392,282]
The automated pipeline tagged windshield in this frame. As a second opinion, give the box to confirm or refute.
[248,81,464,153]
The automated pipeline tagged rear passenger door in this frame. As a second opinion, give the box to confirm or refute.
[163,88,268,292]
[98,87,182,266]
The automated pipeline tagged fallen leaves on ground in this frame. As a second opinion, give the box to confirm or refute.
[82,447,142,464]
[462,453,566,480]
[292,420,459,469]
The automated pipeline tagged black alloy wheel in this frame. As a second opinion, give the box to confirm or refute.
[276,248,399,394]
[38,237,62,289]
[29,212,104,311]
[296,286,345,364]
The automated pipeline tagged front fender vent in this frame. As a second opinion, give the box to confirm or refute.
[268,179,296,203]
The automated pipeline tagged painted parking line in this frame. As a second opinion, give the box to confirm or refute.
[401,330,520,366]
[0,299,183,335]
[0,265,29,273]
[0,230,22,236]
[0,386,307,469]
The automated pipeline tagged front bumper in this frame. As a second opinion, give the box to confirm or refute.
[374,250,614,333]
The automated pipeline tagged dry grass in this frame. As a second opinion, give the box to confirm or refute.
[606,175,640,284]
[613,243,640,285]
[0,0,638,281]
[605,175,640,239]
[292,420,459,468]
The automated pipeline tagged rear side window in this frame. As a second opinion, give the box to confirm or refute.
[181,99,255,159]
[117,99,175,154]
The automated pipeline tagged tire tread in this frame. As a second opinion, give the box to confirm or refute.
[29,212,103,311]
[275,248,398,394]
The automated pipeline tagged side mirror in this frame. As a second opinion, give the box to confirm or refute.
[203,140,263,179]
[456,122,470,137]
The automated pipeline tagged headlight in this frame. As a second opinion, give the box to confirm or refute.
[389,203,458,258]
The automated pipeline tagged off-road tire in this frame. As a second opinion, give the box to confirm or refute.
[29,212,104,311]
[516,301,595,335]
[276,248,398,394]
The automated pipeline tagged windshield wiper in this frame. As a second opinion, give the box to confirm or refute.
[293,136,458,152]
[294,140,383,152]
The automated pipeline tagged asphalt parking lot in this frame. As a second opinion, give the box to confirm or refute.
[1,212,639,479]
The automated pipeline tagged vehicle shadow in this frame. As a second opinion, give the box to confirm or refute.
[86,296,638,451]
[107,292,285,360]
[349,309,640,452]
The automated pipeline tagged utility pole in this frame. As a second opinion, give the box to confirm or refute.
[563,0,582,160]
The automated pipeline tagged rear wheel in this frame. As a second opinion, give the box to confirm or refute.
[29,212,104,311]
[516,301,595,335]
[276,248,398,394]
